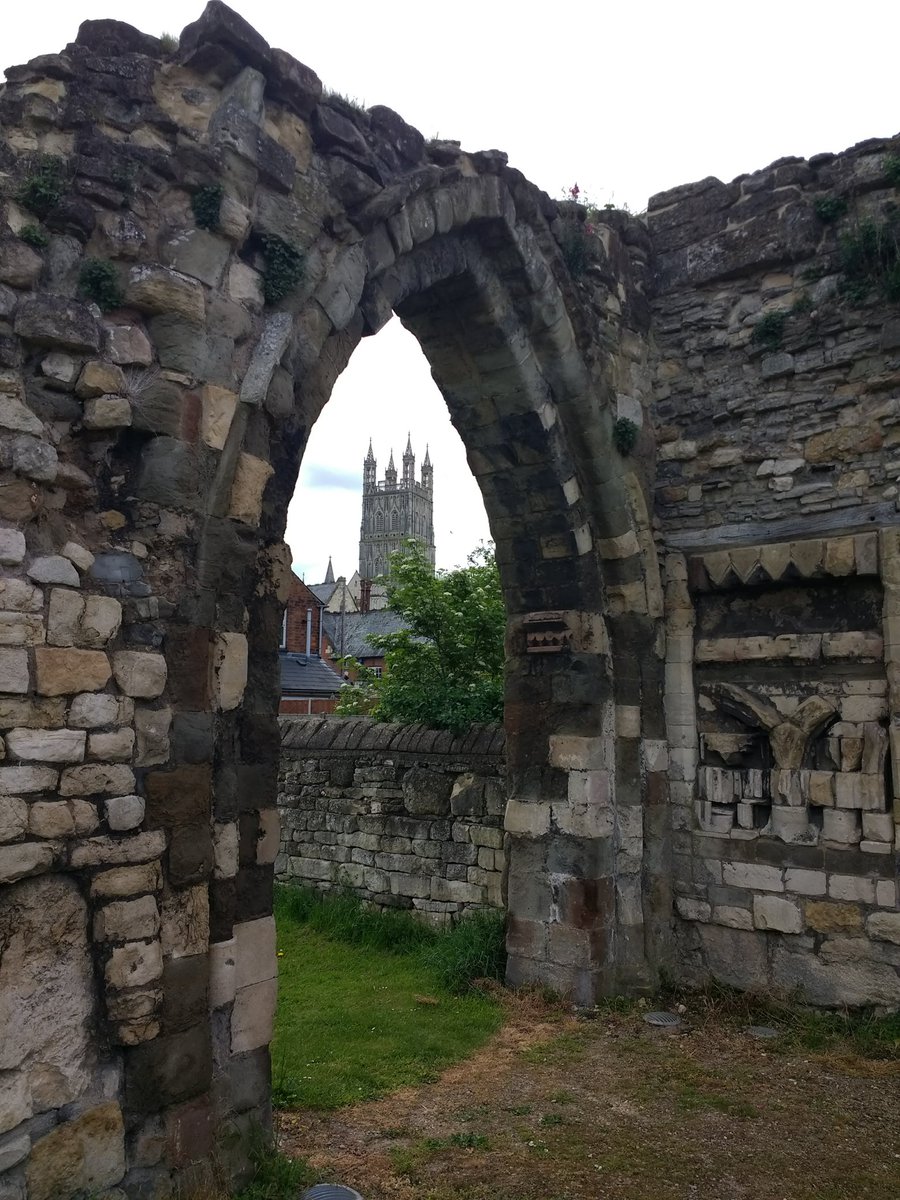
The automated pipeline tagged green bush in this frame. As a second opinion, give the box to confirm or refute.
[750,309,787,350]
[813,196,847,223]
[234,1133,318,1200]
[612,416,639,455]
[259,233,304,303]
[191,183,223,231]
[77,259,123,312]
[884,153,900,186]
[20,224,48,249]
[18,156,65,218]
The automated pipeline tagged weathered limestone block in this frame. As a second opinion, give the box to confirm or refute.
[134,705,171,766]
[28,555,80,586]
[213,820,239,878]
[5,728,85,762]
[0,611,44,645]
[75,360,127,399]
[1,579,43,612]
[105,794,146,832]
[105,322,153,365]
[89,728,135,761]
[69,692,129,728]
[0,238,42,288]
[0,876,94,1133]
[161,885,210,958]
[866,912,900,944]
[0,392,43,435]
[48,591,122,647]
[126,265,206,324]
[0,765,58,794]
[34,648,111,695]
[60,763,135,797]
[105,939,163,989]
[0,647,29,693]
[0,841,56,884]
[14,296,100,353]
[0,796,27,842]
[231,976,277,1053]
[212,632,248,710]
[90,861,162,898]
[0,529,26,565]
[94,895,160,942]
[112,650,167,698]
[402,766,452,816]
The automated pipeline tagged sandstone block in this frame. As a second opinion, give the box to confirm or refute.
[804,901,863,933]
[34,647,110,695]
[213,820,239,879]
[105,794,145,832]
[112,650,167,698]
[209,937,237,1008]
[212,632,247,710]
[227,453,274,525]
[70,799,99,835]
[75,360,127,399]
[89,728,135,761]
[256,808,279,864]
[90,862,162,898]
[0,647,29,693]
[0,392,43,435]
[805,423,882,464]
[95,895,160,942]
[199,383,238,450]
[505,799,550,837]
[234,915,276,989]
[60,763,135,796]
[711,905,753,930]
[0,765,57,794]
[127,265,206,324]
[0,795,27,842]
[0,840,55,883]
[105,322,153,365]
[6,727,85,764]
[47,588,84,645]
[83,394,132,429]
[753,894,803,933]
[105,939,163,989]
[0,610,44,646]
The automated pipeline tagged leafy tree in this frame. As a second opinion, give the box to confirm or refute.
[336,541,505,732]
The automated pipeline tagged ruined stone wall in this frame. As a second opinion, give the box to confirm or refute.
[648,140,900,1006]
[277,716,505,918]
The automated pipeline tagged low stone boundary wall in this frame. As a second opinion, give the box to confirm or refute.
[276,716,506,920]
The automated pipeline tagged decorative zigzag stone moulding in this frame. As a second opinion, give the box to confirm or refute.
[0,0,897,1191]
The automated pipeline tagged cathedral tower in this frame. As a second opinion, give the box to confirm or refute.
[359,436,435,584]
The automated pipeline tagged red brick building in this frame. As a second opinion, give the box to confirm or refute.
[278,576,343,714]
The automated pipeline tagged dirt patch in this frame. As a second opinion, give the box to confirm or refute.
[278,994,900,1200]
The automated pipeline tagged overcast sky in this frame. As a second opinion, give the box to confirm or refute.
[6,2,898,580]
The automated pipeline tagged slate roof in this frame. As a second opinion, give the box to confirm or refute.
[279,653,343,697]
[308,582,338,605]
[322,609,408,660]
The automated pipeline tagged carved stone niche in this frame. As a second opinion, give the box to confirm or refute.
[523,611,573,654]
[689,544,892,847]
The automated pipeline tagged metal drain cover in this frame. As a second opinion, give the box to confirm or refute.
[745,1025,780,1040]
[643,1010,682,1028]
[302,1187,364,1200]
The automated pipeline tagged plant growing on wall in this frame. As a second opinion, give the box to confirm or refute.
[191,184,224,231]
[884,153,900,187]
[750,310,787,350]
[612,417,639,455]
[18,155,65,218]
[77,259,123,311]
[814,196,848,224]
[20,224,48,249]
[259,233,304,304]
[838,215,900,304]
[557,183,599,279]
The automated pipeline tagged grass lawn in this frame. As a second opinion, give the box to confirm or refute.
[271,888,504,1110]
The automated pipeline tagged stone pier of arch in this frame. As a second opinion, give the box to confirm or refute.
[0,3,898,1191]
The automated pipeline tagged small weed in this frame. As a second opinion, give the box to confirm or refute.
[192,183,224,232]
[448,1131,490,1149]
[18,155,66,218]
[558,218,594,277]
[20,224,48,249]
[234,1135,318,1200]
[520,1031,588,1066]
[838,214,900,304]
[675,1084,758,1119]
[612,416,639,456]
[113,161,137,199]
[884,153,900,186]
[504,1103,533,1116]
[324,89,368,115]
[750,309,787,350]
[77,259,123,311]
[791,291,814,314]
[539,1112,564,1127]
[159,31,179,54]
[548,1090,575,1104]
[259,233,304,304]
[814,196,848,224]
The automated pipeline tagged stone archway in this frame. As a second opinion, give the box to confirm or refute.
[0,4,667,1190]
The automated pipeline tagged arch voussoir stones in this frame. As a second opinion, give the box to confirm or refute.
[0,1,665,1190]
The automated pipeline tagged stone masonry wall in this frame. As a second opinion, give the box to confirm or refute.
[649,138,900,1006]
[277,715,505,920]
